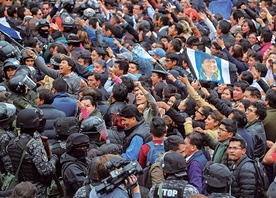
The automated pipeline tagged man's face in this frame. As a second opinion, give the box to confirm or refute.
[151,72,161,86]
[121,116,137,129]
[202,58,218,74]
[245,105,259,123]
[36,93,43,106]
[59,60,72,75]
[176,143,185,157]
[247,57,258,69]
[164,58,175,70]
[6,67,16,79]
[183,137,195,157]
[25,58,35,66]
[228,141,246,162]
[87,75,100,88]
[102,25,112,37]
[42,4,50,16]
[93,62,105,73]
[91,50,101,62]
[233,86,244,101]
[113,64,122,76]
[168,25,176,37]
[243,90,257,102]
[133,5,142,15]
[217,124,233,142]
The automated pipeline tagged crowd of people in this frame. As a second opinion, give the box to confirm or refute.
[0,0,276,197]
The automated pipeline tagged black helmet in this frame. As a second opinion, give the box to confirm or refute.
[15,65,36,82]
[50,53,63,69]
[160,151,187,177]
[54,117,79,139]
[16,108,40,129]
[67,33,80,44]
[66,133,89,153]
[3,58,20,79]
[20,48,33,62]
[8,74,36,94]
[0,41,18,62]
[83,8,95,20]
[35,19,50,31]
[62,16,75,28]
[0,102,16,128]
[79,116,106,135]
[62,0,75,8]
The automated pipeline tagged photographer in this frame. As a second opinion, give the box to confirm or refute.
[89,154,141,198]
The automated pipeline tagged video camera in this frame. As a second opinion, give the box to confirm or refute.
[95,157,143,194]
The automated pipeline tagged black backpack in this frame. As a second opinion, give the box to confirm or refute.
[237,158,269,197]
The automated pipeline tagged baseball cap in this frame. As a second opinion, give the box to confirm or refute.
[203,161,234,188]
[116,52,133,62]
[97,143,123,156]
[148,48,166,58]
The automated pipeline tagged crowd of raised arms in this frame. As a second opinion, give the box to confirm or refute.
[0,0,276,197]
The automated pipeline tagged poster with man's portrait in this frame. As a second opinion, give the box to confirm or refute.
[186,48,232,84]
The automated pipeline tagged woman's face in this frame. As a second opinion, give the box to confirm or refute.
[260,10,267,19]
[205,115,218,130]
[194,107,205,121]
[241,22,250,34]
[235,33,243,43]
[81,99,95,115]
[167,96,176,107]
[135,89,147,105]
[248,34,258,45]
[221,89,232,101]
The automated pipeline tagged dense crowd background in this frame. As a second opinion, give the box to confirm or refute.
[0,0,276,197]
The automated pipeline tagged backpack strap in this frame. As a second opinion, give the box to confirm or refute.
[15,138,34,178]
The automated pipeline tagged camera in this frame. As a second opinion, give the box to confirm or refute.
[95,157,143,194]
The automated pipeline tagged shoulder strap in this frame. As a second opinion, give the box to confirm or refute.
[15,138,34,178]
[158,182,163,198]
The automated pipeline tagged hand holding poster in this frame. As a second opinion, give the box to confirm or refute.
[186,48,234,84]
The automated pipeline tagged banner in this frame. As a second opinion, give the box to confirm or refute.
[186,48,232,84]
[0,17,22,40]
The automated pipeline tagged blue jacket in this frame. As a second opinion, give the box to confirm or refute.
[52,92,77,117]
[186,149,208,194]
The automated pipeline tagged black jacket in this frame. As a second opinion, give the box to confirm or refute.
[231,154,257,198]
[207,94,232,117]
[245,120,267,160]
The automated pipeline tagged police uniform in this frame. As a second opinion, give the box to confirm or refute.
[148,152,199,198]
[7,133,57,197]
[148,176,199,198]
[10,90,37,112]
[0,129,14,173]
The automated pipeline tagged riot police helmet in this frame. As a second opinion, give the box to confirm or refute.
[3,58,20,79]
[8,74,36,94]
[0,102,16,128]
[66,133,89,153]
[0,41,18,62]
[16,108,40,129]
[35,19,50,31]
[54,117,79,139]
[160,151,187,177]
[79,116,106,135]
[83,8,95,20]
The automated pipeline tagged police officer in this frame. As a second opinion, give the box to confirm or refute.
[79,116,107,149]
[8,70,37,112]
[148,152,199,198]
[51,117,79,176]
[0,58,20,91]
[7,108,58,197]
[60,133,89,197]
[34,19,54,55]
[0,103,16,174]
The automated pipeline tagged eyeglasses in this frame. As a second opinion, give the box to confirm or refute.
[228,147,243,151]
[196,110,204,116]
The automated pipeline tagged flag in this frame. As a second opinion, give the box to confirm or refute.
[0,17,21,40]
[185,48,237,84]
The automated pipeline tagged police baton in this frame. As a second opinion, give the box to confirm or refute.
[41,136,64,197]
